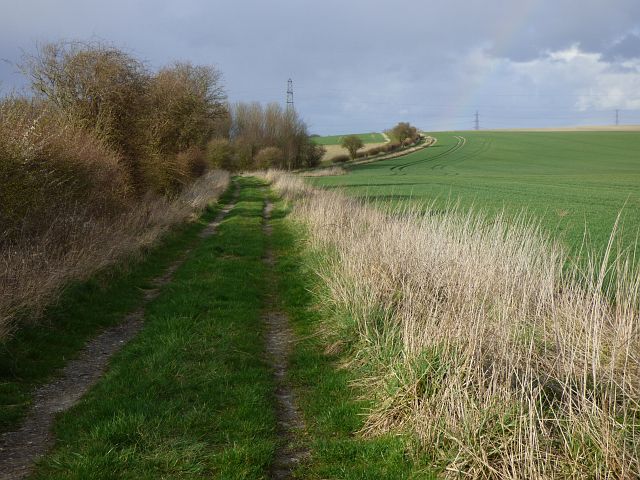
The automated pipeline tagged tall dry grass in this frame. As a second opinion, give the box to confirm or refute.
[301,166,347,177]
[263,170,640,479]
[0,170,229,340]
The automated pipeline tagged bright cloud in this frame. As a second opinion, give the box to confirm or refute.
[503,46,640,110]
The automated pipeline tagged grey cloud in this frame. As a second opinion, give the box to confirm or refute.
[1,0,640,132]
[603,33,640,61]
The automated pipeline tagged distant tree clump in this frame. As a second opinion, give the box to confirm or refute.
[303,143,326,168]
[389,122,419,145]
[212,102,320,171]
[254,146,284,169]
[341,135,364,160]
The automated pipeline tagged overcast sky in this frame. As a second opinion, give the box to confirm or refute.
[2,0,640,133]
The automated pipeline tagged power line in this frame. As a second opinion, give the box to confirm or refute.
[474,111,480,131]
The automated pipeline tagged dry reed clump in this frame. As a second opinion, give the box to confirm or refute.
[0,170,230,340]
[301,166,347,177]
[263,170,640,479]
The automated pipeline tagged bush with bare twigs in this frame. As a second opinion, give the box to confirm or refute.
[205,137,235,170]
[20,41,227,194]
[0,41,231,339]
[387,121,419,145]
[0,98,130,242]
[254,146,284,169]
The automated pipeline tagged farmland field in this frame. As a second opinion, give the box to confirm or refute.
[310,131,640,254]
[312,132,386,145]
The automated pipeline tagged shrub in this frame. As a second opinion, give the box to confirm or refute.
[0,98,129,242]
[341,135,364,160]
[385,142,401,152]
[389,121,418,144]
[146,62,226,156]
[21,41,150,190]
[254,146,284,169]
[356,150,367,158]
[144,146,209,197]
[331,154,350,163]
[367,146,382,156]
[303,142,325,168]
[21,42,227,195]
[231,140,255,171]
[0,40,233,339]
[206,137,235,170]
[182,147,208,179]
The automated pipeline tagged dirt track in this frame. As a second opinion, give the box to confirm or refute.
[262,199,308,478]
[0,185,239,480]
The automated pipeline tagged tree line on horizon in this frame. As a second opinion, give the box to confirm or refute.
[335,122,422,162]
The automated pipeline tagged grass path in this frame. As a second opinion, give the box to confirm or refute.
[0,185,240,479]
[23,178,275,479]
[0,186,238,438]
[1,176,433,478]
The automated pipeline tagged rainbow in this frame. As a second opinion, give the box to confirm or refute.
[439,0,542,131]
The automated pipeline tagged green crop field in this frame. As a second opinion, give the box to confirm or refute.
[312,132,386,145]
[310,131,640,254]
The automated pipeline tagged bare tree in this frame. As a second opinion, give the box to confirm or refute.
[147,62,226,157]
[21,41,150,188]
[341,135,364,160]
[227,102,315,170]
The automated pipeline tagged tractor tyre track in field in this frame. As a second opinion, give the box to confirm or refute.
[262,197,308,479]
[0,183,240,480]
[390,135,466,174]
[428,136,493,175]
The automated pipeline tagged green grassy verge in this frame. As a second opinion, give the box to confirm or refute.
[28,178,277,478]
[312,131,640,254]
[268,197,435,479]
[0,186,236,434]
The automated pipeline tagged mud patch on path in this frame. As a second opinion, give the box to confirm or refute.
[262,199,308,479]
[0,183,240,480]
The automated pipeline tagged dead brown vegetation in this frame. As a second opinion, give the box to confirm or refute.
[0,170,229,339]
